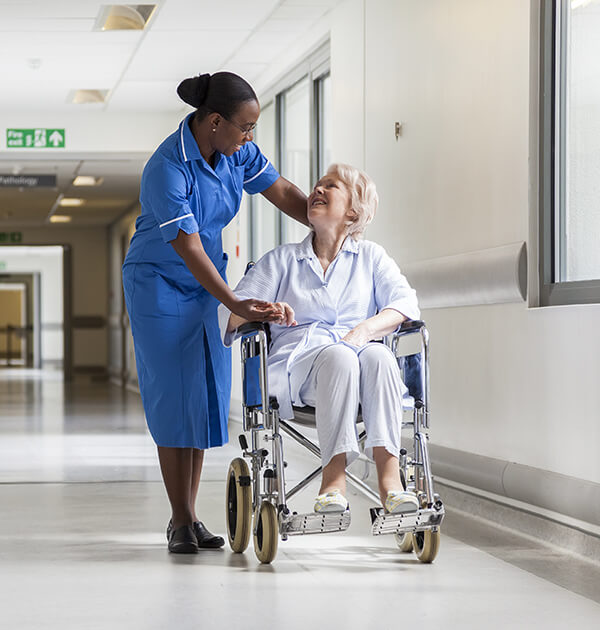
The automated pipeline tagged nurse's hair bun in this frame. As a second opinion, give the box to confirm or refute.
[176,72,258,120]
[177,73,211,108]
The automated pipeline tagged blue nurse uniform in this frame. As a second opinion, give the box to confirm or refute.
[123,113,280,449]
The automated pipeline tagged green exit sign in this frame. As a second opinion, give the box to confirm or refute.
[0,232,23,243]
[6,128,65,149]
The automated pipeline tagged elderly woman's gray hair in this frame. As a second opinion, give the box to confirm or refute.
[326,163,378,239]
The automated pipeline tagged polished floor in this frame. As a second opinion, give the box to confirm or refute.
[1,370,599,630]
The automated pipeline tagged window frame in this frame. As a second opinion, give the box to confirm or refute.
[539,0,600,305]
[249,41,330,256]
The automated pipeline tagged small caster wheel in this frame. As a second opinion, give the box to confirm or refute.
[395,532,414,552]
[226,458,252,553]
[412,529,440,563]
[254,501,278,564]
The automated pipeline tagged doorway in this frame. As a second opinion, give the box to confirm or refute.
[0,246,68,376]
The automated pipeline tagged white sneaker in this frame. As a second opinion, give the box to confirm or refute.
[385,490,419,514]
[314,489,349,513]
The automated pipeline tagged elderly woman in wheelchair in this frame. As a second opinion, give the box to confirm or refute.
[218,164,443,563]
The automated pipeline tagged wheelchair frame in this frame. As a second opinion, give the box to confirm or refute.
[225,319,444,564]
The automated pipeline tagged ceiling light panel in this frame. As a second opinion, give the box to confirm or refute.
[49,215,72,223]
[72,176,104,186]
[59,198,85,207]
[95,5,157,31]
[69,89,109,104]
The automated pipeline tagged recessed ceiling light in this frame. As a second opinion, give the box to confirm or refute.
[95,5,157,31]
[50,215,72,223]
[72,176,104,187]
[59,198,85,207]
[68,89,109,105]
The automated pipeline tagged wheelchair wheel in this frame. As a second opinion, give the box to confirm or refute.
[395,532,414,552]
[412,529,440,563]
[253,501,278,564]
[226,458,252,553]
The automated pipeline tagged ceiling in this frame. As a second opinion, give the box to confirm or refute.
[0,0,341,227]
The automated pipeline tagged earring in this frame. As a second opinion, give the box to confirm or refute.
[212,128,216,132]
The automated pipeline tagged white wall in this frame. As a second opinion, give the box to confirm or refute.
[0,111,183,154]
[329,0,600,485]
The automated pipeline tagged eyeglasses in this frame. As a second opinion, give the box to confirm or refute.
[222,116,256,137]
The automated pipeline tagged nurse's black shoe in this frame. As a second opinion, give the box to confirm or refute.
[166,519,224,549]
[193,521,225,549]
[167,524,198,554]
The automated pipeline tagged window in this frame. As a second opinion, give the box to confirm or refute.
[540,0,600,304]
[249,43,330,259]
[316,73,332,177]
[250,101,279,260]
[281,77,311,244]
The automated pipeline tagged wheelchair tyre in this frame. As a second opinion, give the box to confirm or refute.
[253,501,278,564]
[226,458,252,553]
[395,533,414,552]
[412,529,440,563]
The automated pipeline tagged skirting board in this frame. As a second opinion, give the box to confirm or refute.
[345,454,600,562]
[429,443,600,528]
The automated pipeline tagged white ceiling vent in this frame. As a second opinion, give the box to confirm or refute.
[95,5,157,31]
[68,89,109,105]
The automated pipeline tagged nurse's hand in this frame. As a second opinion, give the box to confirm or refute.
[268,302,297,327]
[231,298,279,323]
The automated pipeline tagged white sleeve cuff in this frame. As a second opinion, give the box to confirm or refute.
[217,304,236,347]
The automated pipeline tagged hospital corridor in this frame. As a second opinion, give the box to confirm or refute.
[1,1,599,629]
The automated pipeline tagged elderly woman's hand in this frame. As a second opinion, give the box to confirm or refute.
[268,302,297,327]
[342,322,372,347]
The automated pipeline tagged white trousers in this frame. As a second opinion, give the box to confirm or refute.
[298,343,405,468]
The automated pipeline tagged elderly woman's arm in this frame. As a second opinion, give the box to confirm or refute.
[342,243,419,347]
[342,308,407,347]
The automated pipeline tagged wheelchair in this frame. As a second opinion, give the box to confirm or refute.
[225,317,444,564]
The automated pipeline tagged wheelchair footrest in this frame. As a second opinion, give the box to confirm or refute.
[281,509,351,536]
[370,506,444,536]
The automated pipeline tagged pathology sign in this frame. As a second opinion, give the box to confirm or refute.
[6,128,65,149]
[0,174,57,187]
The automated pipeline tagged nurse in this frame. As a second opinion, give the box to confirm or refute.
[123,72,307,554]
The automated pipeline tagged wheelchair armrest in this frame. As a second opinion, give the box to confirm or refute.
[238,321,273,349]
[238,321,269,336]
[394,319,426,338]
